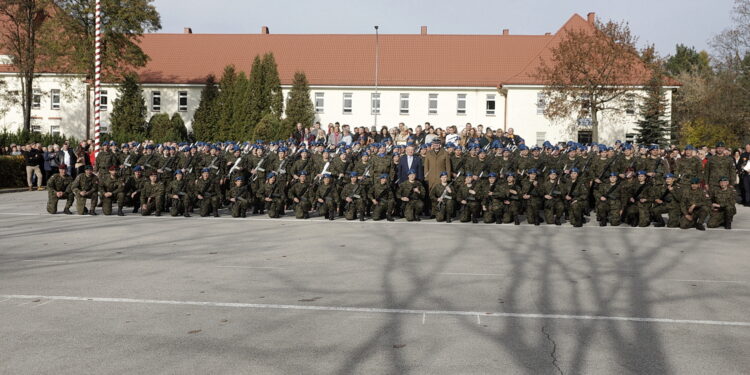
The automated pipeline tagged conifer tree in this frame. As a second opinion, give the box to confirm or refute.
[191,75,219,141]
[110,73,147,143]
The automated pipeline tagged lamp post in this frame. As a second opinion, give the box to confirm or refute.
[374,25,379,129]
[93,0,102,157]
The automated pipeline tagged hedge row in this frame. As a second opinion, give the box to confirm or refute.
[0,129,79,148]
[0,156,26,188]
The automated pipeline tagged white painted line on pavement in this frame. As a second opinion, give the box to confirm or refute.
[441,272,505,277]
[31,300,54,308]
[3,294,750,328]
[22,260,68,263]
[662,279,749,284]
[1,212,748,231]
[422,312,426,325]
[0,298,10,303]
[477,315,481,325]
[216,266,283,270]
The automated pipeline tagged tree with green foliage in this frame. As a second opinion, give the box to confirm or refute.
[635,47,670,146]
[252,112,283,142]
[191,75,219,141]
[215,65,238,140]
[665,44,712,77]
[110,74,147,143]
[247,53,283,137]
[262,53,284,118]
[147,113,171,143]
[170,113,188,142]
[284,71,315,128]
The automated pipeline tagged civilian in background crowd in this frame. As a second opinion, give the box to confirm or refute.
[22,143,44,190]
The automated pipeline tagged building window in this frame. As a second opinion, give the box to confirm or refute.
[536,132,546,147]
[32,89,41,109]
[342,92,352,114]
[50,124,61,137]
[625,133,636,144]
[625,96,635,115]
[536,92,547,115]
[486,94,496,116]
[314,92,324,113]
[428,93,438,115]
[577,130,592,145]
[30,119,42,133]
[151,91,161,112]
[99,123,109,133]
[178,91,188,112]
[371,93,380,115]
[399,93,409,115]
[457,94,467,115]
[51,89,61,110]
[100,90,108,111]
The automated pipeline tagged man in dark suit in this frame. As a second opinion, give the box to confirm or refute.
[397,145,424,183]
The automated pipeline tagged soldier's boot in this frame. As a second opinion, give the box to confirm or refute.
[213,207,220,218]
[554,216,561,226]
[387,213,395,222]
[496,215,503,224]
[63,205,73,215]
[328,211,335,221]
[242,209,247,218]
[132,205,138,214]
[359,214,366,222]
[184,205,192,217]
[89,207,97,216]
[445,214,451,223]
[117,206,125,216]
[695,222,705,231]
[514,215,520,225]
[725,219,732,230]
[599,218,607,227]
[155,210,161,217]
[83,207,89,214]
[654,217,665,227]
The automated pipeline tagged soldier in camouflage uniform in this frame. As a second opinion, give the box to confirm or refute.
[705,142,736,190]
[140,171,164,216]
[70,166,99,215]
[456,172,481,223]
[624,171,653,227]
[165,170,191,217]
[123,166,146,213]
[429,171,455,223]
[541,169,565,225]
[46,164,74,215]
[675,145,702,182]
[259,172,285,218]
[95,142,116,176]
[707,176,736,229]
[498,173,521,224]
[397,169,425,222]
[650,173,682,227]
[481,172,502,223]
[194,168,220,217]
[340,172,366,221]
[288,171,313,219]
[315,174,338,220]
[520,168,543,225]
[99,166,124,215]
[595,172,625,226]
[679,178,711,230]
[369,173,396,221]
[564,168,589,227]
[228,176,252,218]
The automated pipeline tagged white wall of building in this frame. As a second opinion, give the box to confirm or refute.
[0,73,673,144]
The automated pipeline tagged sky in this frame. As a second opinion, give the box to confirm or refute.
[151,0,736,56]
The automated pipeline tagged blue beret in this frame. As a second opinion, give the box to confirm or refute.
[146,145,155,150]
[488,172,497,177]
[299,148,309,154]
[518,145,529,151]
[570,167,580,173]
[174,170,183,175]
[549,169,558,175]
[133,166,143,172]
[446,143,456,148]
[609,172,618,177]
[266,172,276,179]
[298,171,308,176]
[439,171,448,177]
[664,173,675,178]
[649,145,659,150]
[528,168,539,174]
[623,144,633,150]
[637,170,647,176]
[201,168,210,173]
[234,176,243,181]
[121,143,129,148]
[465,172,474,177]
[685,144,696,151]
[407,169,416,175]
[379,173,389,179]
[323,173,332,178]
[361,152,369,157]
[506,172,516,177]
[690,177,701,184]
[350,171,358,177]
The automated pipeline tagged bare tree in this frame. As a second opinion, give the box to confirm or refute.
[0,0,50,132]
[536,18,644,142]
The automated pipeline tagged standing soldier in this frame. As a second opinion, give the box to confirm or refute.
[520,168,543,225]
[288,171,313,219]
[680,177,711,230]
[595,172,625,226]
[564,168,588,227]
[707,176,736,229]
[228,176,251,218]
[650,173,682,227]
[542,169,565,225]
[315,174,338,220]
[166,170,191,217]
[194,168,220,217]
[95,141,115,176]
[705,142,736,190]
[456,172,481,223]
[46,164,74,215]
[140,171,164,216]
[429,171,455,223]
[259,172,285,218]
[71,165,99,215]
[100,166,124,216]
[397,169,425,222]
[675,145,702,182]
[370,173,396,221]
[340,171,366,221]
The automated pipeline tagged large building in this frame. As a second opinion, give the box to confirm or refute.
[0,12,676,144]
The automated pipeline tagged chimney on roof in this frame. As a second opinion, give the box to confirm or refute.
[544,32,551,36]
[183,27,192,34]
[502,29,509,36]
[587,12,596,24]
[261,26,270,34]
[420,26,427,35]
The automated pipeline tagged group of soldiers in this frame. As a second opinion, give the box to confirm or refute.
[45,138,739,230]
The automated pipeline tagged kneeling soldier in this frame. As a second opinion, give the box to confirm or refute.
[100,166,124,215]
[260,172,284,218]
[595,172,625,226]
[457,172,481,223]
[651,173,681,227]
[228,176,251,218]
[430,171,455,223]
[707,176,736,229]
[288,171,313,219]
[398,169,425,222]
[341,171,366,221]
[564,168,588,227]
[141,171,164,216]
[46,164,74,215]
[166,170,191,217]
[315,173,338,220]
[71,165,99,215]
[679,178,710,230]
[195,168,220,217]
[370,173,396,221]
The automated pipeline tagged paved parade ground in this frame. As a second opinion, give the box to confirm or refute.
[1,191,749,374]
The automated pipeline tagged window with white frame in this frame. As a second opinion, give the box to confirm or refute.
[32,89,41,109]
[624,96,635,115]
[428,93,438,115]
[486,94,496,115]
[51,89,61,110]
[536,132,546,147]
[50,123,61,136]
[399,93,409,115]
[151,91,161,112]
[536,92,547,115]
[100,90,108,111]
[30,118,42,133]
[371,93,380,115]
[99,123,109,133]
[342,92,352,114]
[457,94,467,115]
[178,91,188,112]
[314,92,324,113]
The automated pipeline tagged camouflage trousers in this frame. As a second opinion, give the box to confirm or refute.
[47,191,74,214]
[402,199,424,221]
[343,199,365,220]
[707,206,736,228]
[543,198,564,224]
[141,196,163,216]
[679,206,709,229]
[372,199,395,220]
[231,199,250,218]
[292,199,311,219]
[75,193,98,215]
[432,199,455,222]
[651,203,681,227]
[596,199,623,226]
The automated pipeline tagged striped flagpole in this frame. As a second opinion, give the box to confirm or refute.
[93,0,102,157]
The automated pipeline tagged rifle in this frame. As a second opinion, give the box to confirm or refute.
[226,155,243,178]
[603,179,623,201]
[549,177,562,198]
[184,153,195,174]
[120,154,132,177]
[252,156,268,182]
[373,184,392,205]
[343,184,362,211]
[316,161,331,183]
[437,171,460,209]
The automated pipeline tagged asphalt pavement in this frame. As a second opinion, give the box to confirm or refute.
[1,191,749,374]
